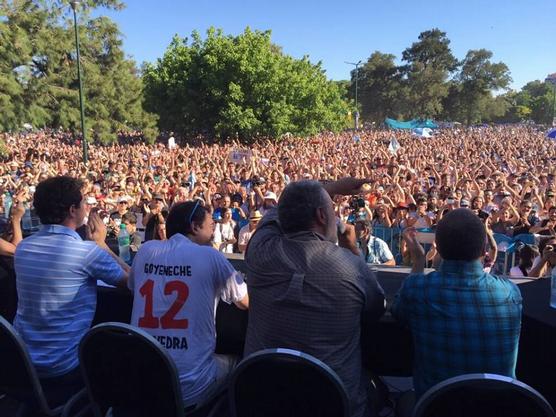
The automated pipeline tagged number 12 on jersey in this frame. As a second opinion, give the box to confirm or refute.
[138,279,189,329]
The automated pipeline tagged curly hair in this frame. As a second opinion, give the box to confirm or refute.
[34,176,84,225]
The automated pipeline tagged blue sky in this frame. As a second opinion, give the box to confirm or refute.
[98,0,555,90]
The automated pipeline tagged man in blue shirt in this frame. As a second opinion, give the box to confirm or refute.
[392,209,522,401]
[355,219,395,266]
[14,176,129,407]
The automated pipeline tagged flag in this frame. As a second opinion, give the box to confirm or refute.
[388,137,400,154]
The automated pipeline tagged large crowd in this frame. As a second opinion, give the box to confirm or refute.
[1,126,556,273]
[3,124,556,416]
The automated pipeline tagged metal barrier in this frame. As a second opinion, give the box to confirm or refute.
[373,227,538,272]
[373,226,403,264]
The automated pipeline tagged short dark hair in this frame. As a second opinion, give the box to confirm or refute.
[166,201,210,238]
[416,197,427,205]
[122,212,137,225]
[34,176,84,225]
[278,181,327,234]
[435,208,486,261]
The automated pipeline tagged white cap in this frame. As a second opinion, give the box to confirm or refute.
[264,191,278,202]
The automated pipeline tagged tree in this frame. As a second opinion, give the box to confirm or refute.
[522,81,554,125]
[457,49,511,124]
[498,81,554,124]
[355,52,407,123]
[0,0,157,142]
[143,28,349,140]
[401,29,458,118]
[333,80,351,102]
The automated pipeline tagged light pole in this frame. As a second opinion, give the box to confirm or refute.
[546,73,556,126]
[345,60,362,129]
[70,1,88,164]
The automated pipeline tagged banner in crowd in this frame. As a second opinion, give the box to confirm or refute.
[412,128,433,138]
[385,118,438,130]
[229,148,252,163]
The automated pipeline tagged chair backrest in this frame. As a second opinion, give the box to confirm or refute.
[412,373,556,417]
[79,322,185,417]
[0,315,52,413]
[229,348,350,417]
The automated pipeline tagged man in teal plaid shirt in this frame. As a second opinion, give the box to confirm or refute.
[392,209,522,400]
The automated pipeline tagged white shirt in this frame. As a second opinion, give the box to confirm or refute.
[168,136,176,149]
[128,234,247,404]
[214,221,236,253]
[238,224,255,250]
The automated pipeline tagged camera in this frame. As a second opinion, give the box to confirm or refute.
[478,211,490,221]
[349,196,366,210]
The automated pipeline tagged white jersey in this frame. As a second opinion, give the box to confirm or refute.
[129,233,247,404]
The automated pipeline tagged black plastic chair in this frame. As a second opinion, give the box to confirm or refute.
[79,322,222,417]
[412,373,556,417]
[228,348,350,417]
[0,315,88,417]
[79,322,187,417]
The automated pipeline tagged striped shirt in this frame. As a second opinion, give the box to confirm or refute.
[14,224,125,377]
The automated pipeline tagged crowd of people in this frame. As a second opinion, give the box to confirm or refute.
[1,125,556,275]
[1,125,556,416]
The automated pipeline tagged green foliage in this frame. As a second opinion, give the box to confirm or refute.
[0,0,157,142]
[499,81,555,124]
[352,29,527,125]
[143,28,349,139]
[456,49,511,124]
[355,52,407,123]
[401,28,458,119]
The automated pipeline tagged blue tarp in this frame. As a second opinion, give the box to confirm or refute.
[385,118,438,130]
